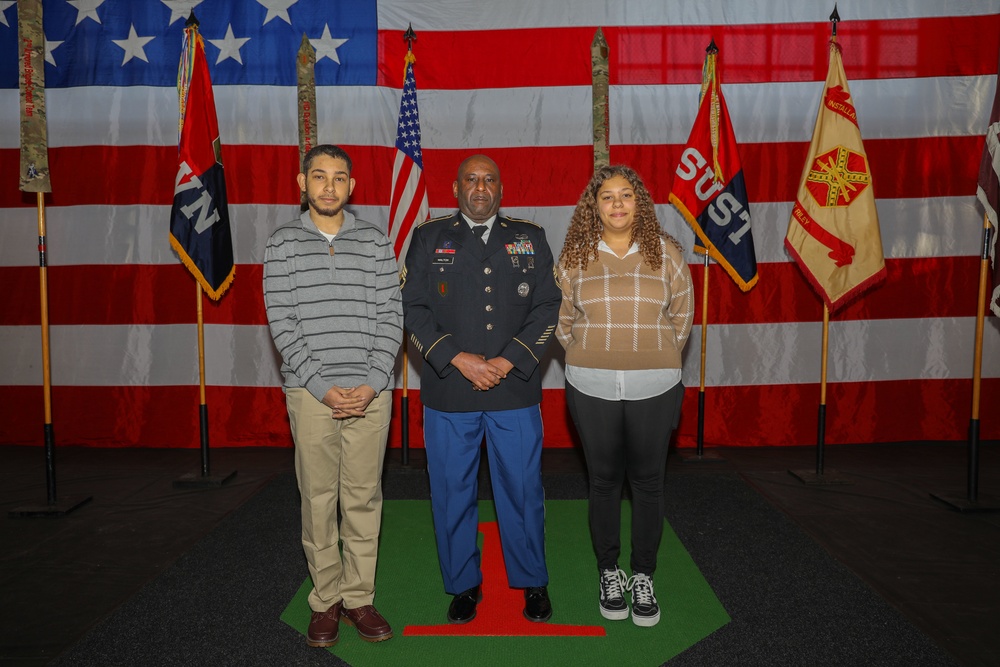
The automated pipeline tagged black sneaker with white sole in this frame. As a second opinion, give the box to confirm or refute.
[628,572,660,627]
[598,566,629,620]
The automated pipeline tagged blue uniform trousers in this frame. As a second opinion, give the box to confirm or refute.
[424,405,548,594]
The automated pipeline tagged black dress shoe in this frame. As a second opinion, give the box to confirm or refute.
[523,586,552,622]
[447,586,481,624]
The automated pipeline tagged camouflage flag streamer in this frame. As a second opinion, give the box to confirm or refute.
[591,27,609,170]
[18,0,50,193]
[296,33,317,173]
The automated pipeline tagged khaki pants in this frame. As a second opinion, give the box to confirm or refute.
[285,387,391,611]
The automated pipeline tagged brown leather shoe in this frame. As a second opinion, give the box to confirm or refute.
[341,604,393,642]
[306,601,342,647]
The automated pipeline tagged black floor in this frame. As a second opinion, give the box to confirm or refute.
[1,442,998,666]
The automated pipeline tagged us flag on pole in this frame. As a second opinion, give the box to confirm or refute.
[388,50,429,260]
[168,17,234,301]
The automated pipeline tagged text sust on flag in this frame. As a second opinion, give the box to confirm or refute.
[169,19,234,301]
[0,1,998,450]
[388,50,428,261]
[784,38,886,313]
[669,48,758,292]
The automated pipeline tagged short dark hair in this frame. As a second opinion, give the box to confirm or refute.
[302,144,352,175]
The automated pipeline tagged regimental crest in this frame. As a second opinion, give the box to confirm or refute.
[805,145,871,208]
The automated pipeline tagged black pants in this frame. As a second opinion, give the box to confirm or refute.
[565,381,683,574]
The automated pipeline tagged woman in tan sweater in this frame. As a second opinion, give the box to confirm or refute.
[556,164,694,627]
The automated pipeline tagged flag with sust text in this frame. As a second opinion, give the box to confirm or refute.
[670,46,758,292]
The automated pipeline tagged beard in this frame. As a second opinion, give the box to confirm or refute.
[307,192,345,218]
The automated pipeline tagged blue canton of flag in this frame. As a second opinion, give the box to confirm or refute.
[396,60,423,167]
[0,0,377,88]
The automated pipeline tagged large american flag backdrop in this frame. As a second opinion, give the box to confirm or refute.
[1,0,998,449]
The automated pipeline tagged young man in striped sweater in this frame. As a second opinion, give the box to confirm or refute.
[263,145,403,648]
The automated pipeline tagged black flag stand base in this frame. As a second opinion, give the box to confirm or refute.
[679,450,726,463]
[9,425,92,518]
[929,420,1000,513]
[174,405,237,489]
[788,469,853,485]
[9,496,92,518]
[929,492,1000,513]
[174,470,237,489]
[679,391,726,463]
[789,405,854,486]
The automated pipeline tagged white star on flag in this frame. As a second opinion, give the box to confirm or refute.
[311,24,349,64]
[209,24,251,65]
[161,0,204,26]
[112,24,155,65]
[257,0,296,26]
[0,1,15,28]
[45,37,64,67]
[68,0,104,25]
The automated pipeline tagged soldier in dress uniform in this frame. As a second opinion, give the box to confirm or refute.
[400,154,561,625]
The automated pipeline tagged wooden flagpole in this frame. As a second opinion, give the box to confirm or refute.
[173,13,235,488]
[398,26,420,466]
[681,41,725,463]
[681,251,723,462]
[11,0,91,517]
[789,6,852,485]
[10,193,93,516]
[931,215,1000,511]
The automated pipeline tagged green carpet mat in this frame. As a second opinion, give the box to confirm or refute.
[281,500,729,666]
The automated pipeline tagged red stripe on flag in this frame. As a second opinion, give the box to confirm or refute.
[376,16,1000,89]
[1,138,981,209]
[0,257,982,326]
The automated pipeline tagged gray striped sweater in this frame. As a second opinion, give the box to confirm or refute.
[263,210,403,401]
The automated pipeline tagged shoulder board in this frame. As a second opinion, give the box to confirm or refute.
[503,216,541,228]
[416,214,452,229]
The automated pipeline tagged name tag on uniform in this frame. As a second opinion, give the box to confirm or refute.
[433,255,454,265]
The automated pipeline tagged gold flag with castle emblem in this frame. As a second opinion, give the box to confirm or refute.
[785,37,885,312]
[18,0,51,193]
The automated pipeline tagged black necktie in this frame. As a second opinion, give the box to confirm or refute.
[471,224,487,246]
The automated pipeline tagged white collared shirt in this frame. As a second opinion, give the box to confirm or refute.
[461,213,497,244]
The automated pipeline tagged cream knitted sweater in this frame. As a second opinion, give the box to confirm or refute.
[556,239,693,371]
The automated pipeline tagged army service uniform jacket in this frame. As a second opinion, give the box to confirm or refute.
[400,213,560,412]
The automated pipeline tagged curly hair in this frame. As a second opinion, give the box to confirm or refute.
[559,164,676,272]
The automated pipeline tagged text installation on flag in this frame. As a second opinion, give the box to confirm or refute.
[978,54,1000,317]
[169,17,234,301]
[785,38,886,312]
[669,44,757,291]
[387,47,429,260]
